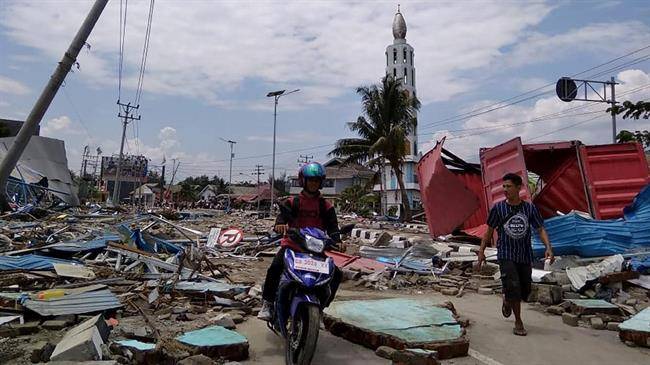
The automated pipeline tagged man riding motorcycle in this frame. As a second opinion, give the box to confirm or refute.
[257,162,343,321]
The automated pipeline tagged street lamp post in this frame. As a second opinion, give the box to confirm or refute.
[220,138,237,212]
[266,89,300,214]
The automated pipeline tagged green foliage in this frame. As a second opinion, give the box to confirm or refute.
[0,122,10,138]
[329,75,420,221]
[339,184,378,216]
[616,130,650,149]
[608,100,650,120]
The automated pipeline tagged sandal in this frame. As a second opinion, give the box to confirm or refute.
[502,302,512,318]
[513,327,527,336]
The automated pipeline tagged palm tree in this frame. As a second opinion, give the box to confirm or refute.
[329,75,420,221]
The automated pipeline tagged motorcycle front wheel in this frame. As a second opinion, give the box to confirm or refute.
[285,304,320,365]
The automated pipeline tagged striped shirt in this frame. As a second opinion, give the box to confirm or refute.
[487,201,543,264]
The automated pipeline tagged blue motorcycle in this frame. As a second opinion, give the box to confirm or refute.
[267,227,336,365]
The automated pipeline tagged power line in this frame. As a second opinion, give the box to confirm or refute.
[117,0,128,101]
[134,0,155,105]
[419,44,650,131]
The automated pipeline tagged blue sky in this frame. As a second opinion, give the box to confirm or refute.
[1,0,649,182]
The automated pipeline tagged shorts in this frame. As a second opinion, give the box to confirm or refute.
[499,260,532,302]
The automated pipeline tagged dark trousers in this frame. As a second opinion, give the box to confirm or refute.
[499,260,532,302]
[262,247,342,306]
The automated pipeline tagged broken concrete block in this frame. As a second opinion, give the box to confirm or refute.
[590,317,605,330]
[178,354,218,365]
[391,348,439,365]
[563,292,582,300]
[441,288,459,296]
[568,299,622,316]
[535,284,562,305]
[43,320,70,330]
[619,307,650,348]
[230,314,244,324]
[607,322,620,331]
[547,306,565,315]
[175,325,249,361]
[562,313,579,327]
[375,346,397,359]
[113,339,157,364]
[70,314,111,342]
[50,326,103,361]
[477,288,493,295]
[29,341,54,363]
[212,315,236,330]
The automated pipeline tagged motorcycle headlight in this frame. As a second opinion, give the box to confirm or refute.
[304,235,325,253]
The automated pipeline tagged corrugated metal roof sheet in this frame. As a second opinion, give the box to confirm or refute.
[480,137,531,209]
[533,184,650,257]
[0,254,76,271]
[23,289,122,316]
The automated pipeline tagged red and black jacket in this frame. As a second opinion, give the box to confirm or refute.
[275,191,340,251]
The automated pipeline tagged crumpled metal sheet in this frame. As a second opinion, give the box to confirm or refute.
[23,289,122,316]
[533,184,650,258]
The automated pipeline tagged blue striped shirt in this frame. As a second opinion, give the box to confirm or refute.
[487,201,543,264]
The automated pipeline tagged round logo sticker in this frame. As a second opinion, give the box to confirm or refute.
[218,229,243,247]
[503,213,529,239]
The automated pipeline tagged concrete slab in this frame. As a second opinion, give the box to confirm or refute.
[323,298,468,359]
[619,308,650,348]
[176,325,249,361]
[568,299,622,315]
[50,326,103,361]
[68,314,111,342]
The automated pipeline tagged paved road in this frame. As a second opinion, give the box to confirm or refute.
[239,289,650,365]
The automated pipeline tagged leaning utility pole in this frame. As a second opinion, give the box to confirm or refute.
[0,0,108,210]
[111,101,140,205]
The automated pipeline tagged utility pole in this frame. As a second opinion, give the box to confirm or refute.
[253,164,265,212]
[610,76,617,143]
[266,88,300,214]
[111,101,140,205]
[0,0,108,210]
[220,138,237,212]
[297,154,313,166]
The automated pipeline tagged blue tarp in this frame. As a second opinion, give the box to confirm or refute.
[533,184,650,258]
[0,254,76,270]
[117,221,182,254]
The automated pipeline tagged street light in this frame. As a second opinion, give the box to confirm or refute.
[266,88,300,213]
[220,137,237,212]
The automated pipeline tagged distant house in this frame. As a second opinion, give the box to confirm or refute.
[198,184,222,201]
[131,183,158,208]
[288,158,376,198]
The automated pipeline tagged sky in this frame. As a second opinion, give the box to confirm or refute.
[1,0,649,183]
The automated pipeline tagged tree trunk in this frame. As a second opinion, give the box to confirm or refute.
[391,162,411,222]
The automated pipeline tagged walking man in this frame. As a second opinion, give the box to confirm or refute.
[477,173,554,336]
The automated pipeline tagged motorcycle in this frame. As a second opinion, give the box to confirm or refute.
[267,227,337,365]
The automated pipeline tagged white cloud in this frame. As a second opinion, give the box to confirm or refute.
[506,22,650,68]
[0,1,557,106]
[40,115,83,137]
[420,69,650,161]
[0,75,30,95]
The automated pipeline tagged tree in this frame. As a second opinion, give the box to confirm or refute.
[617,130,650,149]
[339,184,378,216]
[268,172,288,196]
[608,100,650,150]
[329,75,420,221]
[0,122,10,138]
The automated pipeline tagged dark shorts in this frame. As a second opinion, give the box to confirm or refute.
[499,260,532,302]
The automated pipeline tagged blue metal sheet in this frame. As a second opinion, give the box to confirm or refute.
[533,184,650,258]
[49,234,120,253]
[0,254,76,271]
[23,289,122,316]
